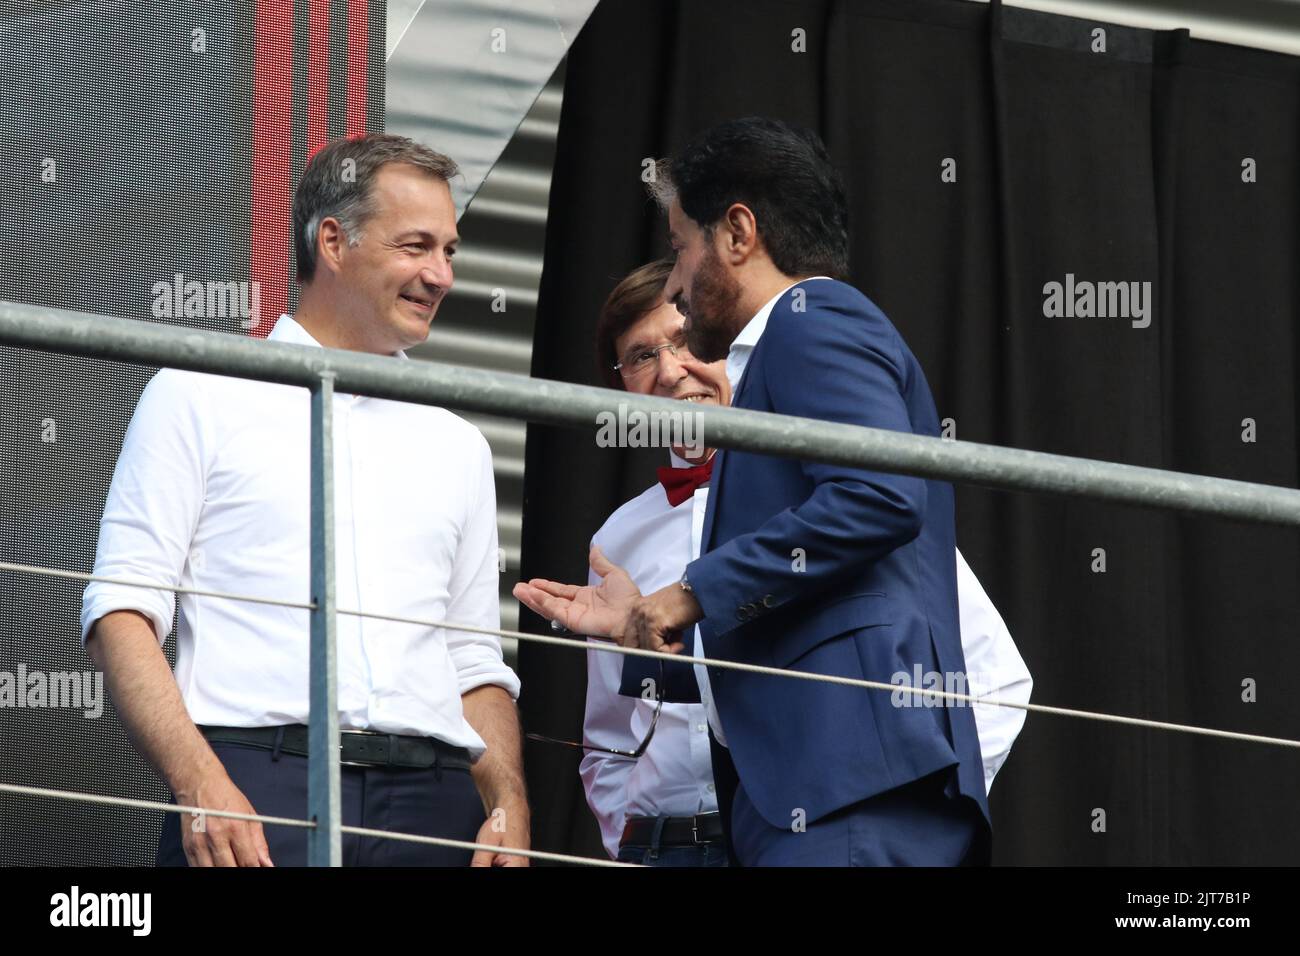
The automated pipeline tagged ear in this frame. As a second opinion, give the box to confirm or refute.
[316,215,348,277]
[719,202,759,265]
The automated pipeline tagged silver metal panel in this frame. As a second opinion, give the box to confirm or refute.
[388,26,574,646]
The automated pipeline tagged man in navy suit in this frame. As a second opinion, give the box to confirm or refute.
[516,117,990,866]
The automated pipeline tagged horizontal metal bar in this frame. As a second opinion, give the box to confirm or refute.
[4,300,1300,528]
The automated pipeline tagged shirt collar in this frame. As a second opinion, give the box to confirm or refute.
[725,277,832,390]
[267,314,411,361]
[667,448,718,470]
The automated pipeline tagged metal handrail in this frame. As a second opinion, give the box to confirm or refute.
[4,302,1299,527]
[5,299,1299,866]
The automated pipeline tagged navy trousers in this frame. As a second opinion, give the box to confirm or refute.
[730,763,986,867]
[615,816,730,867]
[157,740,486,867]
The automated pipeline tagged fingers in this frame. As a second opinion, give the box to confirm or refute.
[187,847,212,867]
[183,830,212,867]
[512,580,575,609]
[208,832,239,867]
[512,583,566,622]
[529,579,582,600]
[255,824,274,867]
[657,626,686,655]
[641,624,685,656]
[511,581,535,609]
[589,545,615,578]
[645,636,685,655]
[183,804,270,867]
[511,582,544,615]
[230,822,267,867]
[470,848,494,867]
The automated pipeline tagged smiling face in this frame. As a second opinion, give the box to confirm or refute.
[614,299,731,461]
[663,198,747,364]
[330,163,459,354]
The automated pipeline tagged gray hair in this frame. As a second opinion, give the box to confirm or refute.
[292,134,459,283]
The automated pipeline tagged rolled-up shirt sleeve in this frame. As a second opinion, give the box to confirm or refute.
[445,432,521,699]
[79,369,208,647]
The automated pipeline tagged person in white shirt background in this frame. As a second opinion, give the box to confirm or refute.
[572,259,1033,865]
[81,134,529,867]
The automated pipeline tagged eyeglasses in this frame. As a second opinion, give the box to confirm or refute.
[612,330,691,383]
[525,658,665,760]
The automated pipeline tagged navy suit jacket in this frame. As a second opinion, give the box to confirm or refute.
[620,278,990,844]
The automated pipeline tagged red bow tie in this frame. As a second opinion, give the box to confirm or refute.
[657,458,714,507]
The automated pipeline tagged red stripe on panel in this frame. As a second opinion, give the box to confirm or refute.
[250,0,294,338]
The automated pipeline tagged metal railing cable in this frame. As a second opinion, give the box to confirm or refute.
[0,560,315,611]
[7,300,1300,866]
[2,560,1296,751]
[0,781,630,867]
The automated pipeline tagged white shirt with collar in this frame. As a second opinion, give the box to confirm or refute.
[706,277,1033,783]
[80,314,519,759]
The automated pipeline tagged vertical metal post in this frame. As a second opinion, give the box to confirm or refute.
[308,371,341,866]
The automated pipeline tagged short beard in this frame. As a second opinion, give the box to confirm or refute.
[682,245,745,363]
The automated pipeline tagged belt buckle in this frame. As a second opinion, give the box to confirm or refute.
[691,812,718,845]
[339,740,366,768]
[339,728,381,768]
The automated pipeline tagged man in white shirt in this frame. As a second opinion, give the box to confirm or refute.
[81,134,528,867]
[574,260,1032,865]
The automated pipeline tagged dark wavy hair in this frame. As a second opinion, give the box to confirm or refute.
[649,117,850,280]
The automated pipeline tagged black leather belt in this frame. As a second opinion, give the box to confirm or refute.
[621,812,725,847]
[198,724,472,771]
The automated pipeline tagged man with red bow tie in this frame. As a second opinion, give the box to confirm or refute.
[567,260,1032,866]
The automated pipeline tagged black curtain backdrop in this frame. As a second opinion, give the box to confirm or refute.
[519,0,1300,865]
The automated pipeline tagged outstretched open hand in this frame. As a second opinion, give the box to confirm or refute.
[513,546,700,654]
[512,545,642,642]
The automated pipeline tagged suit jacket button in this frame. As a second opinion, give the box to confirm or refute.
[762,594,777,608]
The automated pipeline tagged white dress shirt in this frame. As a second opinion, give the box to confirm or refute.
[80,314,519,758]
[580,463,717,859]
